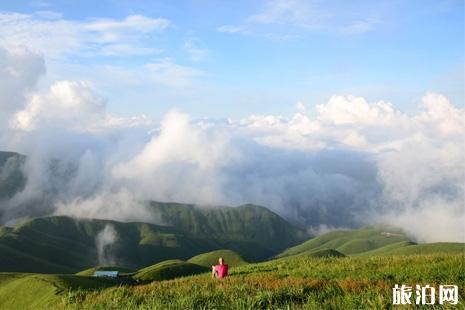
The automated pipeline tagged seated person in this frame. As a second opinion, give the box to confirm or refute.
[211,257,228,279]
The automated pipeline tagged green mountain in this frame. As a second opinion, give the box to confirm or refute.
[148,202,307,254]
[0,203,308,273]
[277,226,465,257]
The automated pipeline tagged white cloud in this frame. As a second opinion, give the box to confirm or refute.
[316,95,401,126]
[95,224,118,265]
[416,92,465,135]
[30,0,50,8]
[55,190,159,224]
[98,44,162,56]
[219,0,382,37]
[184,38,208,61]
[34,10,62,20]
[0,47,45,116]
[248,0,323,27]
[83,15,170,41]
[12,80,106,131]
[295,101,306,112]
[112,110,235,205]
[216,25,247,34]
[0,12,171,58]
[146,58,206,88]
[341,19,380,35]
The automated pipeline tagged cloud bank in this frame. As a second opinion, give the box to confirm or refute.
[0,47,463,243]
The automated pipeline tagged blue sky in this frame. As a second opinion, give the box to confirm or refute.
[0,0,463,118]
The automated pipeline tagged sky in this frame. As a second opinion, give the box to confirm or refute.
[0,0,463,118]
[0,1,464,242]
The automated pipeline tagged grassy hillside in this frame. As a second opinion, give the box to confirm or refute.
[0,273,113,310]
[277,226,412,257]
[134,260,208,282]
[62,253,465,309]
[188,249,247,267]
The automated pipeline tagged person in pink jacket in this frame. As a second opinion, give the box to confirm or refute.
[211,257,229,279]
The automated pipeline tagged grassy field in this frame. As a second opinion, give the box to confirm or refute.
[1,253,460,309]
[0,254,463,309]
[61,253,464,309]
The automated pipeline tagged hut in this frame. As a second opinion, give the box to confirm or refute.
[93,271,119,278]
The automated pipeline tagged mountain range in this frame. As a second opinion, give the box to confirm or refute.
[0,204,308,273]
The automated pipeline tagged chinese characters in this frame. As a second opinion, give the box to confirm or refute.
[393,284,459,305]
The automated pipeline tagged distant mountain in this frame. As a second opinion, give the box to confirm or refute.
[276,226,465,258]
[0,203,309,273]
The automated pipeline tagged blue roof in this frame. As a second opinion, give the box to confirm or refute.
[93,271,119,277]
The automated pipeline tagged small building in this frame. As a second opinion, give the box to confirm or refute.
[93,271,119,278]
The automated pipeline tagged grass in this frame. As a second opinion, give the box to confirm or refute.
[61,253,465,309]
[188,249,247,267]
